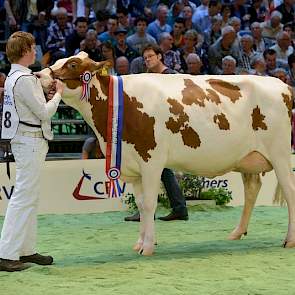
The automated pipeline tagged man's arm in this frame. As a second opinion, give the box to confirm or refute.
[15,76,62,121]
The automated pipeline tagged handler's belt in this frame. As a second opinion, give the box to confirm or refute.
[19,120,41,128]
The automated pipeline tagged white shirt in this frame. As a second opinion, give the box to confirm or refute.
[11,64,61,140]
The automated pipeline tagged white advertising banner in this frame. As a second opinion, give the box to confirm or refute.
[1,156,294,215]
[0,159,132,216]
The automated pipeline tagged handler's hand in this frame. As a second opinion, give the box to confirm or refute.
[55,79,65,95]
[46,81,56,101]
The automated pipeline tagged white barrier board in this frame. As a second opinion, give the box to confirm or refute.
[1,156,294,215]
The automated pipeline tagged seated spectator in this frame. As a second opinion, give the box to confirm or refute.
[283,22,295,48]
[159,32,181,72]
[261,11,283,47]
[251,22,267,54]
[193,0,221,34]
[167,1,182,26]
[182,5,195,31]
[270,31,294,68]
[192,0,209,22]
[90,9,109,35]
[171,17,186,50]
[115,56,130,75]
[251,56,267,75]
[272,67,290,84]
[275,0,295,25]
[117,7,134,35]
[263,48,282,75]
[178,0,197,14]
[248,0,267,24]
[147,4,172,42]
[126,16,157,55]
[237,34,260,72]
[82,137,105,159]
[228,16,242,37]
[114,28,138,62]
[79,29,102,61]
[220,4,231,28]
[98,14,118,46]
[101,41,116,74]
[130,56,146,74]
[46,7,74,64]
[185,53,203,74]
[222,55,237,74]
[208,25,240,74]
[228,16,242,48]
[65,16,88,57]
[178,29,205,72]
[203,15,222,51]
[229,0,250,29]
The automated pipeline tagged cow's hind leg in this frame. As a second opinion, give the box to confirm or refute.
[228,173,261,240]
[272,160,295,247]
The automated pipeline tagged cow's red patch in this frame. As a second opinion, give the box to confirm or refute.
[251,106,267,130]
[182,79,207,107]
[282,90,293,123]
[166,98,201,148]
[182,79,222,107]
[207,79,242,103]
[89,75,157,162]
[213,113,230,130]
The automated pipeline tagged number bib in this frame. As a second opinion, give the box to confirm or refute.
[1,71,32,139]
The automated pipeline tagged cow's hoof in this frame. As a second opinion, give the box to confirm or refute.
[228,231,247,240]
[138,246,154,256]
[283,240,295,248]
[133,242,143,252]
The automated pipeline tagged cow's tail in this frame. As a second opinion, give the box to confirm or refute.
[273,182,286,206]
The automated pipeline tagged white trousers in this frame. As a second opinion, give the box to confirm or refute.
[0,134,48,260]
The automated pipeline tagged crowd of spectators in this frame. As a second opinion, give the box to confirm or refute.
[0,0,293,83]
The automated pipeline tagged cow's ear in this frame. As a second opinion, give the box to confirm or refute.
[95,59,113,76]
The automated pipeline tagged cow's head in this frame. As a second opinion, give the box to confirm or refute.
[39,51,111,104]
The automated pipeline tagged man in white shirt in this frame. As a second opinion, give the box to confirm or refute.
[0,31,64,272]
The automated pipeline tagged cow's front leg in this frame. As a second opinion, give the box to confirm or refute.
[131,179,145,252]
[139,169,162,256]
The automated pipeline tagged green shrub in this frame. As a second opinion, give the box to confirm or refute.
[178,174,203,199]
[124,175,233,210]
[200,188,232,205]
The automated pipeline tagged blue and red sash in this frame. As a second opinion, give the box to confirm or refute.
[106,75,124,198]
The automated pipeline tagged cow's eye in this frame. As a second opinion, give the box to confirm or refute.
[68,63,77,69]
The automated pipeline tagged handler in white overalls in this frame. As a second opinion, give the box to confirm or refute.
[0,31,64,272]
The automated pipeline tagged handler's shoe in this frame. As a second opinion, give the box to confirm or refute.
[0,258,29,272]
[158,211,188,221]
[20,253,53,265]
[124,211,140,222]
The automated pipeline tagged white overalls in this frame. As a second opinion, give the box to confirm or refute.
[0,64,61,260]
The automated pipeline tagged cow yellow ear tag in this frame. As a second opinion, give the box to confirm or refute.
[80,71,92,101]
[100,67,108,76]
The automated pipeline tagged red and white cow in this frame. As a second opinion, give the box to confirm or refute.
[40,52,295,255]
